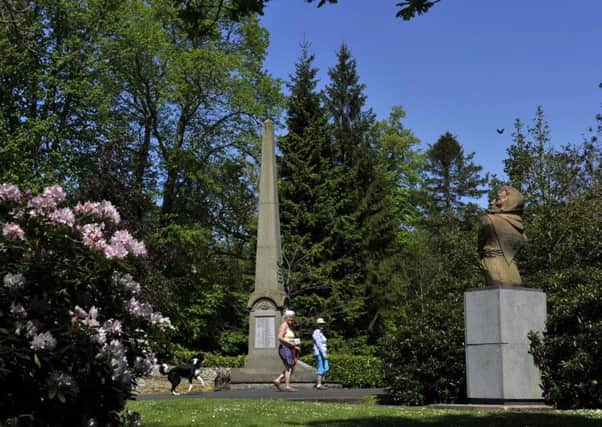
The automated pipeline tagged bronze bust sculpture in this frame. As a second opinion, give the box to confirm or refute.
[478,186,527,286]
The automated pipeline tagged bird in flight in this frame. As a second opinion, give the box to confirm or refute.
[496,128,504,134]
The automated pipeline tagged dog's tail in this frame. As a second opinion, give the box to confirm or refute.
[159,363,170,376]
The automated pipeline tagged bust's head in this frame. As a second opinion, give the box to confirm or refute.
[495,186,524,213]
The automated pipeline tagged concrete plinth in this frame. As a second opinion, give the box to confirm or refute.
[230,297,316,389]
[464,286,546,403]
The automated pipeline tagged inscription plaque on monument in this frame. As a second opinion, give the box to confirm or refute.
[254,316,275,349]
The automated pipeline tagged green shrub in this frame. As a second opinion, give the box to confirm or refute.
[204,353,245,368]
[529,267,602,409]
[0,184,169,426]
[327,336,377,356]
[170,345,197,366]
[300,354,384,388]
[379,294,467,405]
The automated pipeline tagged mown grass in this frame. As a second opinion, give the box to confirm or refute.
[128,398,602,427]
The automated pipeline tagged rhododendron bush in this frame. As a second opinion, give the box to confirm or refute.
[0,184,172,426]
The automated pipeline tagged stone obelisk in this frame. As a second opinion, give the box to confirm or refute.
[230,119,313,387]
[247,119,287,312]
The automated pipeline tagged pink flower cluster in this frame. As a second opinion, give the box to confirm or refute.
[0,183,22,202]
[2,222,24,240]
[70,305,100,328]
[107,230,147,258]
[79,225,147,259]
[0,183,147,260]
[27,185,67,217]
[74,201,121,224]
[48,208,75,227]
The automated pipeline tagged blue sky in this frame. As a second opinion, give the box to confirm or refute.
[260,0,601,188]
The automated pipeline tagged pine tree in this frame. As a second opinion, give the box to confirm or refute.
[321,44,401,339]
[278,44,332,320]
[424,131,488,217]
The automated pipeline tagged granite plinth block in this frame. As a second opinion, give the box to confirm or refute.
[464,286,546,403]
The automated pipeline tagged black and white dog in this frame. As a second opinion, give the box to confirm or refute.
[159,353,205,395]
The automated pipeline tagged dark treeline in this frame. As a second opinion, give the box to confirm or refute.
[1,1,600,408]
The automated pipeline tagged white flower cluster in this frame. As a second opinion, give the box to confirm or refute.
[70,305,123,345]
[3,272,25,290]
[104,339,131,386]
[128,297,174,331]
[30,331,57,351]
[112,272,141,295]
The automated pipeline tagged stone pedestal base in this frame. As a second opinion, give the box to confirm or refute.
[230,297,316,389]
[464,286,546,403]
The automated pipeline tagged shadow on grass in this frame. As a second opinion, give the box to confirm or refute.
[283,413,602,427]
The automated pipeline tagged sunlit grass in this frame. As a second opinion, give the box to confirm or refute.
[128,398,602,427]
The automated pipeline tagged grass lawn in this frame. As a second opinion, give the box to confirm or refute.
[128,398,602,427]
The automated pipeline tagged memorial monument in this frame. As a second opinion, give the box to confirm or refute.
[465,186,547,403]
[230,120,314,387]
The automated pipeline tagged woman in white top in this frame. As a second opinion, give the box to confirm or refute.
[273,309,300,391]
[312,317,329,389]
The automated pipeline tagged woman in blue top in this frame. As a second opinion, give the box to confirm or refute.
[312,317,329,389]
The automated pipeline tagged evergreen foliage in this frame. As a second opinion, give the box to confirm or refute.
[424,132,488,216]
[278,44,333,323]
[511,105,602,408]
[380,132,486,405]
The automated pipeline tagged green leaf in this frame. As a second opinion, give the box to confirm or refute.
[34,353,41,368]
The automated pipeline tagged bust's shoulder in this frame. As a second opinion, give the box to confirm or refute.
[479,213,494,225]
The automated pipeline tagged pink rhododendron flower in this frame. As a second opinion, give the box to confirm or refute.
[0,183,22,203]
[111,230,133,246]
[104,243,128,259]
[42,185,66,205]
[128,239,147,256]
[108,230,147,258]
[80,223,107,250]
[74,200,121,224]
[48,208,75,227]
[27,196,47,217]
[2,222,25,240]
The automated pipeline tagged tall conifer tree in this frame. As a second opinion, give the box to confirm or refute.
[279,44,332,320]
[322,44,399,338]
[424,131,488,216]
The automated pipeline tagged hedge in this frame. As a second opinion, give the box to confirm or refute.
[170,348,383,388]
[300,354,384,388]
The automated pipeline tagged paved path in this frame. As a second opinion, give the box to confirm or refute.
[136,387,386,403]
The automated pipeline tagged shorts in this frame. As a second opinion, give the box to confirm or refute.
[279,344,296,368]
